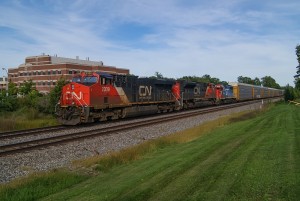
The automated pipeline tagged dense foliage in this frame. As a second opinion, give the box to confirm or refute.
[295,45,300,90]
[237,75,281,89]
[180,74,228,85]
[285,44,300,101]
[237,76,261,86]
[284,84,297,101]
[0,78,68,114]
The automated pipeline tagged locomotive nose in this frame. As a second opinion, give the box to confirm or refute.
[65,90,74,105]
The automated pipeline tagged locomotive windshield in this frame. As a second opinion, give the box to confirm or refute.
[71,76,98,86]
[72,76,81,83]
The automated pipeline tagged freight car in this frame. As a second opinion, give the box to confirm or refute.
[56,72,284,125]
[228,82,284,100]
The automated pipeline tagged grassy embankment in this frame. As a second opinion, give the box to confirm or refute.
[0,108,58,132]
[0,103,299,200]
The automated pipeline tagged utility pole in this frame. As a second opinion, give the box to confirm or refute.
[2,68,8,97]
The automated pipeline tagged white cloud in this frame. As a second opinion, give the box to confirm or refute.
[0,0,299,86]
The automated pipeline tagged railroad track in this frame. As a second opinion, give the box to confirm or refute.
[0,125,68,140]
[0,99,272,157]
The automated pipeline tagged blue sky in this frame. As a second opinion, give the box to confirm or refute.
[0,0,299,86]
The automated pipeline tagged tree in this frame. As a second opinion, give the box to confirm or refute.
[36,78,69,114]
[237,76,261,86]
[261,76,280,89]
[8,82,18,96]
[253,77,261,86]
[19,80,36,96]
[237,76,253,84]
[284,84,295,101]
[180,74,221,84]
[0,93,19,111]
[295,79,300,91]
[295,44,300,90]
[0,82,19,112]
[150,72,164,79]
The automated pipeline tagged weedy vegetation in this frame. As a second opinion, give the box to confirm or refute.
[0,108,58,132]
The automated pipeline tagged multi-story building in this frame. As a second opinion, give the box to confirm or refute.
[0,77,8,91]
[8,55,130,93]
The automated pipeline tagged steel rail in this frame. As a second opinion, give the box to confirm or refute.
[0,126,67,140]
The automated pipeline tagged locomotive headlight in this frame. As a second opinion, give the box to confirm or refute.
[71,84,74,90]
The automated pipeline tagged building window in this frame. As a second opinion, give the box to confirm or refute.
[58,71,61,74]
[33,71,36,75]
[38,71,41,75]
[24,72,27,76]
[43,71,46,75]
[48,71,51,75]
[42,82,45,86]
[69,70,73,74]
[53,71,57,75]
[53,82,56,85]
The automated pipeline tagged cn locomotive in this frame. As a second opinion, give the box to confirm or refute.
[55,72,283,125]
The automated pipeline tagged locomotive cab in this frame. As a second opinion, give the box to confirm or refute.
[56,72,130,125]
[56,72,99,125]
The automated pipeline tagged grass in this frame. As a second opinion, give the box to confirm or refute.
[0,170,89,201]
[1,103,299,200]
[72,109,263,172]
[0,108,58,132]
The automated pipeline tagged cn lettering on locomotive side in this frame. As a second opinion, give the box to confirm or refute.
[194,87,200,95]
[139,86,152,97]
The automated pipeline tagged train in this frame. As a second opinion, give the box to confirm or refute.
[55,72,284,125]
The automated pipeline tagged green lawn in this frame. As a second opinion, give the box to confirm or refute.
[40,103,300,201]
[1,103,300,201]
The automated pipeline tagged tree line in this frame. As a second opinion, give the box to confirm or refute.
[285,44,300,101]
[151,72,282,88]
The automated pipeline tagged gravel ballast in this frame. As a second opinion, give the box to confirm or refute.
[0,100,278,183]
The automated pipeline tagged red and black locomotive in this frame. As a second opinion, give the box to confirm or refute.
[56,72,226,125]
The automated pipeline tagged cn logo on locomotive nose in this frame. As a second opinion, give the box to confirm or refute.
[139,86,152,97]
[66,91,82,100]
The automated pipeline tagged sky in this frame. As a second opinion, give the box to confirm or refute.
[0,0,299,86]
